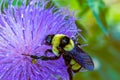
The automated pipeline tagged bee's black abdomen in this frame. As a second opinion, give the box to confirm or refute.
[63,54,72,66]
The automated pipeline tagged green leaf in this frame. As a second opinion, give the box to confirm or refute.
[87,0,108,36]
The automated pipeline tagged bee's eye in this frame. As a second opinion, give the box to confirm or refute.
[45,35,54,45]
[46,36,51,44]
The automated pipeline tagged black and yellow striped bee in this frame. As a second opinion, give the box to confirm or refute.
[23,34,94,80]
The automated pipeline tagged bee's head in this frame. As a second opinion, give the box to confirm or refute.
[45,34,54,45]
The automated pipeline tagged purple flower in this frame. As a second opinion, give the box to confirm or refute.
[0,0,80,80]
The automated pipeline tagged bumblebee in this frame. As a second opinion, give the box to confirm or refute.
[23,34,94,80]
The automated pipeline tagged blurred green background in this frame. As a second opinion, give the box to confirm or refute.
[1,0,120,80]
[53,0,120,80]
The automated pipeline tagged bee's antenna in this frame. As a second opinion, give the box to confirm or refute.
[22,54,38,64]
[22,54,41,59]
[22,54,31,56]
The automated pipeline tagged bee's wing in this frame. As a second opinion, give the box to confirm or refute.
[67,45,94,71]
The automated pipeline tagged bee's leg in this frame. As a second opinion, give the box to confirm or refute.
[67,65,73,80]
[29,54,60,60]
[45,49,52,56]
[39,55,60,60]
[29,55,42,59]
